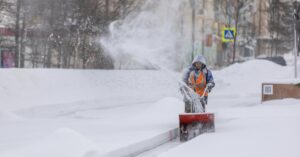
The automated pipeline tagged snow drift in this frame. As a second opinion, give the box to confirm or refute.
[0,59,300,157]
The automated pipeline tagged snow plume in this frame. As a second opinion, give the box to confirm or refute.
[101,0,190,70]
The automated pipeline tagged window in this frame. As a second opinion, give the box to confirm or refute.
[263,85,273,95]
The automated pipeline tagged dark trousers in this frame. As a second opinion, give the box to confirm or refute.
[201,96,208,112]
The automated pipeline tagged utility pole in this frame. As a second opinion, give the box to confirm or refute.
[257,0,262,57]
[191,0,196,60]
[233,0,242,63]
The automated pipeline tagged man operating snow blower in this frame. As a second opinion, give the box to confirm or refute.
[182,54,215,112]
[179,54,216,141]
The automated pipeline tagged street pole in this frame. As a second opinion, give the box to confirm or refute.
[294,8,298,78]
[191,0,195,60]
[257,0,262,58]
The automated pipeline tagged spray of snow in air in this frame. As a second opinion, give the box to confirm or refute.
[101,0,191,70]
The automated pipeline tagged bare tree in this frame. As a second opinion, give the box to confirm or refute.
[6,0,140,69]
[269,0,293,55]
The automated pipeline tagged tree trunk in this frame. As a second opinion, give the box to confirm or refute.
[15,0,21,68]
[20,10,26,68]
[82,33,87,69]
[275,0,280,56]
[43,41,48,68]
[58,43,62,68]
[105,0,109,23]
[73,30,80,68]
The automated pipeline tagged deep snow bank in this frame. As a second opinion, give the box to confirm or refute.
[0,69,180,111]
[213,60,296,97]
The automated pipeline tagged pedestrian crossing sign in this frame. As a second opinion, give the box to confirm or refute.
[222,28,236,42]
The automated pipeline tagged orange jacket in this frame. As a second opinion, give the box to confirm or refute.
[188,71,208,97]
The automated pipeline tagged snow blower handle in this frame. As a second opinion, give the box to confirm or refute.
[200,87,208,99]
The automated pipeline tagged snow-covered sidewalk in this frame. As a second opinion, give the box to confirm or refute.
[0,70,182,157]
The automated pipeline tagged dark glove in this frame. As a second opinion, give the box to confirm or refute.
[206,83,214,93]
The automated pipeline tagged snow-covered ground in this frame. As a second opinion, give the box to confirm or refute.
[0,70,182,157]
[0,60,300,157]
[159,60,300,157]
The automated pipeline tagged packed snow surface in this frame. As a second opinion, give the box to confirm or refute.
[0,60,300,157]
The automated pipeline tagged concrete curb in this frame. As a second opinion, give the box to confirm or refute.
[99,128,178,157]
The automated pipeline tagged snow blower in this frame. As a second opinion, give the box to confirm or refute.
[179,84,215,142]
